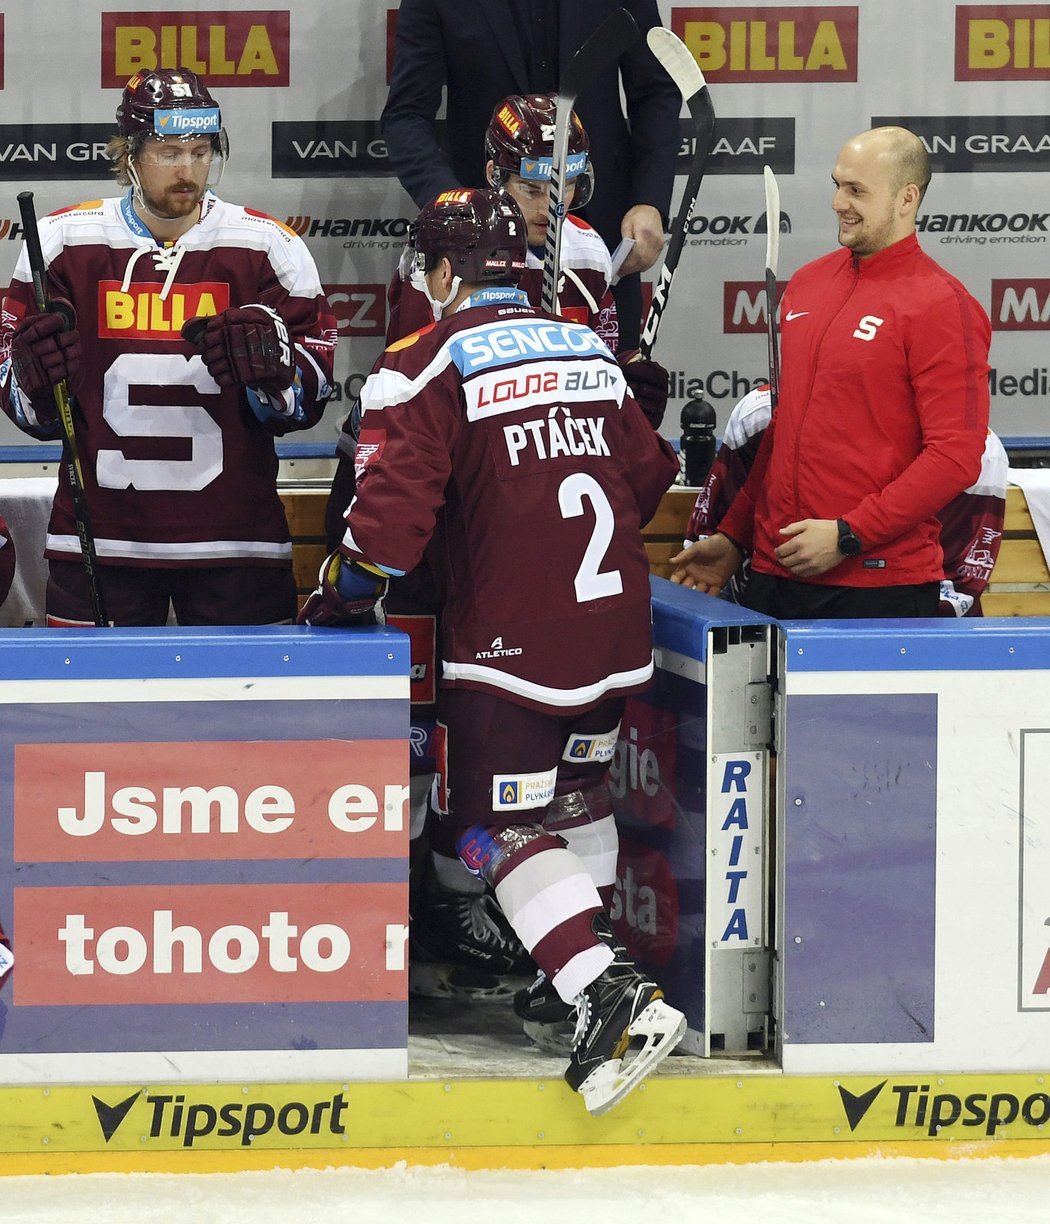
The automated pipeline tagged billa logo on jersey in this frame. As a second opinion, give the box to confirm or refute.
[324,284,387,336]
[14,739,407,862]
[991,280,1050,330]
[671,5,858,82]
[101,11,290,87]
[723,280,787,333]
[13,881,404,1006]
[955,5,1050,80]
[97,280,231,340]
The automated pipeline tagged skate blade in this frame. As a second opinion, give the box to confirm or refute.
[409,962,530,1002]
[578,999,687,1117]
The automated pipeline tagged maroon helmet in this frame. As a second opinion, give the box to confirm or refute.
[485,94,593,208]
[116,67,228,161]
[409,188,528,286]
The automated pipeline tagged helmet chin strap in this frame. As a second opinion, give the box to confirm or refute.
[410,265,462,321]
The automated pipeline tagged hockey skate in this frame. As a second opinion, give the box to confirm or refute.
[513,971,577,1054]
[564,916,686,1116]
[409,887,534,1002]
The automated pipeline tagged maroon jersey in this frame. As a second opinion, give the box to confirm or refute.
[688,385,1007,616]
[0,193,336,568]
[339,286,678,715]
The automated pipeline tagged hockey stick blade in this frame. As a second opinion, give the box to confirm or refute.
[763,165,782,411]
[638,29,714,359]
[541,9,639,315]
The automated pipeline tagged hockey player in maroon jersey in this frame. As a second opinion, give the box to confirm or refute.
[685,384,1007,616]
[326,94,670,1005]
[303,187,684,1114]
[0,68,336,627]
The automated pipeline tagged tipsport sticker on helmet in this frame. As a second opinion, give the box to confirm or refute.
[155,107,222,136]
[519,151,588,181]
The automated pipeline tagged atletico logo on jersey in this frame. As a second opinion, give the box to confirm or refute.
[98,281,231,341]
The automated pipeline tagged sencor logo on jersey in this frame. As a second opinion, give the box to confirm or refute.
[955,5,1050,80]
[98,281,231,340]
[670,5,859,82]
[101,11,290,87]
[991,280,1050,330]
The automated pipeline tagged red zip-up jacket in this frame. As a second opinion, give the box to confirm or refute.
[719,233,991,587]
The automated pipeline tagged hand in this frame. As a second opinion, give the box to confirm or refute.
[774,519,842,578]
[188,305,295,394]
[618,351,668,430]
[10,301,82,402]
[297,551,387,627]
[670,532,743,594]
[618,205,665,275]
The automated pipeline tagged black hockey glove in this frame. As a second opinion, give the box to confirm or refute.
[186,304,295,394]
[618,350,669,432]
[10,300,82,409]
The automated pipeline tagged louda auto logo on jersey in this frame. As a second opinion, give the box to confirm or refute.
[0,125,114,181]
[97,280,231,340]
[873,114,1050,173]
[670,5,858,82]
[955,5,1050,80]
[101,11,290,87]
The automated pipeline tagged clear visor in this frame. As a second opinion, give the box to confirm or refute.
[128,129,229,190]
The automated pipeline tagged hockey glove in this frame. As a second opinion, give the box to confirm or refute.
[298,551,388,627]
[188,304,295,394]
[618,350,669,432]
[10,300,82,409]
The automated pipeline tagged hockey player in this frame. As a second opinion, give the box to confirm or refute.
[685,384,1007,616]
[323,95,666,1004]
[303,187,685,1114]
[0,68,336,627]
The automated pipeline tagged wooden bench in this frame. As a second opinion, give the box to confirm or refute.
[281,484,1050,616]
[982,486,1050,616]
[281,483,700,606]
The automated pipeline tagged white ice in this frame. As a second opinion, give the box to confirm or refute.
[5,1154,1050,1224]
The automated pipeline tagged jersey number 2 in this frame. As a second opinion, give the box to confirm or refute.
[558,472,623,602]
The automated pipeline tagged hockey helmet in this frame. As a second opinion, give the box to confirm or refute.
[409,188,528,286]
[117,67,229,167]
[485,93,593,209]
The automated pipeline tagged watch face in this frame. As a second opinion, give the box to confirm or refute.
[839,529,861,556]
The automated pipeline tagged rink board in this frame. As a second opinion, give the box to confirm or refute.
[0,628,411,1085]
[1,1071,1050,1173]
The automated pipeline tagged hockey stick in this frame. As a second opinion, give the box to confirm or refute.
[638,27,714,360]
[762,164,781,412]
[540,8,639,316]
[17,191,109,627]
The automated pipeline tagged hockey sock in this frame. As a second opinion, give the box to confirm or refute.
[456,823,612,1004]
[544,782,619,910]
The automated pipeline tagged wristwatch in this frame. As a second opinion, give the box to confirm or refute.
[836,518,862,557]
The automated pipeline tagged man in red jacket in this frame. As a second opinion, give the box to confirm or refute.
[672,126,991,618]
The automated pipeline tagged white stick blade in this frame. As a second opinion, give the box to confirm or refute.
[763,164,781,275]
[646,26,707,100]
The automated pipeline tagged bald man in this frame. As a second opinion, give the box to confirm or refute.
[671,127,991,620]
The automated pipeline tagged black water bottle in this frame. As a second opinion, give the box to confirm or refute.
[680,395,717,487]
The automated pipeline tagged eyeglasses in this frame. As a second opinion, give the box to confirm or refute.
[136,144,215,168]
